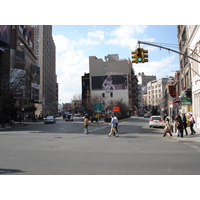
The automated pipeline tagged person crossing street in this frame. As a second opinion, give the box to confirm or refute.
[108,114,119,137]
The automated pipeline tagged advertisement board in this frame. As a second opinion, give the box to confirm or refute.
[92,74,128,90]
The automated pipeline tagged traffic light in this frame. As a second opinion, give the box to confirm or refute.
[131,48,142,63]
[141,49,148,63]
[131,48,148,64]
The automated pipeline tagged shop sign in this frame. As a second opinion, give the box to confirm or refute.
[181,98,192,105]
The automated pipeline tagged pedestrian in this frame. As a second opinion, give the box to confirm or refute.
[181,113,188,136]
[188,114,196,135]
[113,114,119,136]
[163,118,172,137]
[84,115,89,134]
[175,115,184,137]
[108,114,119,137]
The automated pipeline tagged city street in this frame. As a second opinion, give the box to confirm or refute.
[1,115,200,175]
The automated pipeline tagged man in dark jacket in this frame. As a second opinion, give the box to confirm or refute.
[175,115,184,138]
[181,113,188,136]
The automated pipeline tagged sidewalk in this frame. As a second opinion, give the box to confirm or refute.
[168,126,200,143]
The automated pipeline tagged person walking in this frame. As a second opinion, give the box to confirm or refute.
[84,115,89,134]
[163,118,172,137]
[175,115,184,137]
[108,114,119,137]
[113,114,119,136]
[188,114,196,135]
[181,113,188,136]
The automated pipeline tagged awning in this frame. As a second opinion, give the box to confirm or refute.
[179,89,191,99]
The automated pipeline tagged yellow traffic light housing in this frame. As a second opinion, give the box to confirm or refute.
[132,48,142,63]
[131,48,148,63]
[131,49,138,63]
[141,49,148,63]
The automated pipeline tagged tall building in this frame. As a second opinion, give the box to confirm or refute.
[177,25,200,128]
[147,78,168,115]
[89,54,138,115]
[137,72,156,86]
[137,72,157,111]
[33,25,57,117]
[0,25,39,123]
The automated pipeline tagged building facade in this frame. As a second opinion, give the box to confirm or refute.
[0,25,39,123]
[137,72,156,111]
[89,54,138,115]
[177,25,200,128]
[33,25,57,117]
[147,78,168,115]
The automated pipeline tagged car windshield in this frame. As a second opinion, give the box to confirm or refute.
[152,117,161,120]
[46,116,53,119]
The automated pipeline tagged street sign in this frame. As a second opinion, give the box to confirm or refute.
[113,106,120,112]
[181,97,192,105]
[173,98,182,106]
[95,113,101,118]
[94,103,102,111]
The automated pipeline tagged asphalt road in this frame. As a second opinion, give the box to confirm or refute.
[1,115,200,175]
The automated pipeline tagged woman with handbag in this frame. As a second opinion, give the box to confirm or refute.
[163,118,172,137]
[189,114,196,135]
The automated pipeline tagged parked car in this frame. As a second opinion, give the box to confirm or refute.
[149,116,165,128]
[65,114,74,121]
[44,115,56,124]
[144,113,151,118]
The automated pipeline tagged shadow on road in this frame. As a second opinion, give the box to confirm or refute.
[0,168,25,174]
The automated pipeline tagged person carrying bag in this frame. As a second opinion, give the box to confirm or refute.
[163,118,172,137]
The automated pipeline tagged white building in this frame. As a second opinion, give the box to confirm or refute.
[89,54,138,113]
[147,78,168,115]
[177,25,200,128]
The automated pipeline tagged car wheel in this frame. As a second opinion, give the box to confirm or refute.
[149,125,151,128]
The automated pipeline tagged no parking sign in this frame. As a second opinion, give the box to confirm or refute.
[173,98,182,106]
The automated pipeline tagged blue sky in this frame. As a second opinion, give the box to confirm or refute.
[52,25,180,103]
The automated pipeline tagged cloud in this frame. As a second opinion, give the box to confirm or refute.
[53,34,75,53]
[106,25,148,49]
[53,34,89,103]
[76,38,100,45]
[87,30,104,40]
[134,55,179,79]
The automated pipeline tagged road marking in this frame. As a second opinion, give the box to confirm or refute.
[187,144,200,152]
[89,125,108,133]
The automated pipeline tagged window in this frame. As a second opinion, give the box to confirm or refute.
[110,93,113,97]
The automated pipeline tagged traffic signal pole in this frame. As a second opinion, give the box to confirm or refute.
[138,40,200,77]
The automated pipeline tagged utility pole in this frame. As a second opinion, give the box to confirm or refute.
[138,41,200,77]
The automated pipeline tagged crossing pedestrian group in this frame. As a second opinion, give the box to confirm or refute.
[83,113,119,137]
[164,113,196,138]
[83,112,196,139]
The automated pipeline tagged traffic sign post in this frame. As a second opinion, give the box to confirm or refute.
[173,98,182,106]
[94,103,102,112]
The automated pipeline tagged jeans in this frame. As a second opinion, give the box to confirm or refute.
[190,123,196,134]
[84,127,89,134]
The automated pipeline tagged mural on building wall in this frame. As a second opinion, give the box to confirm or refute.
[92,74,128,90]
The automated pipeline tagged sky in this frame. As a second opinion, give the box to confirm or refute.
[52,25,180,103]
